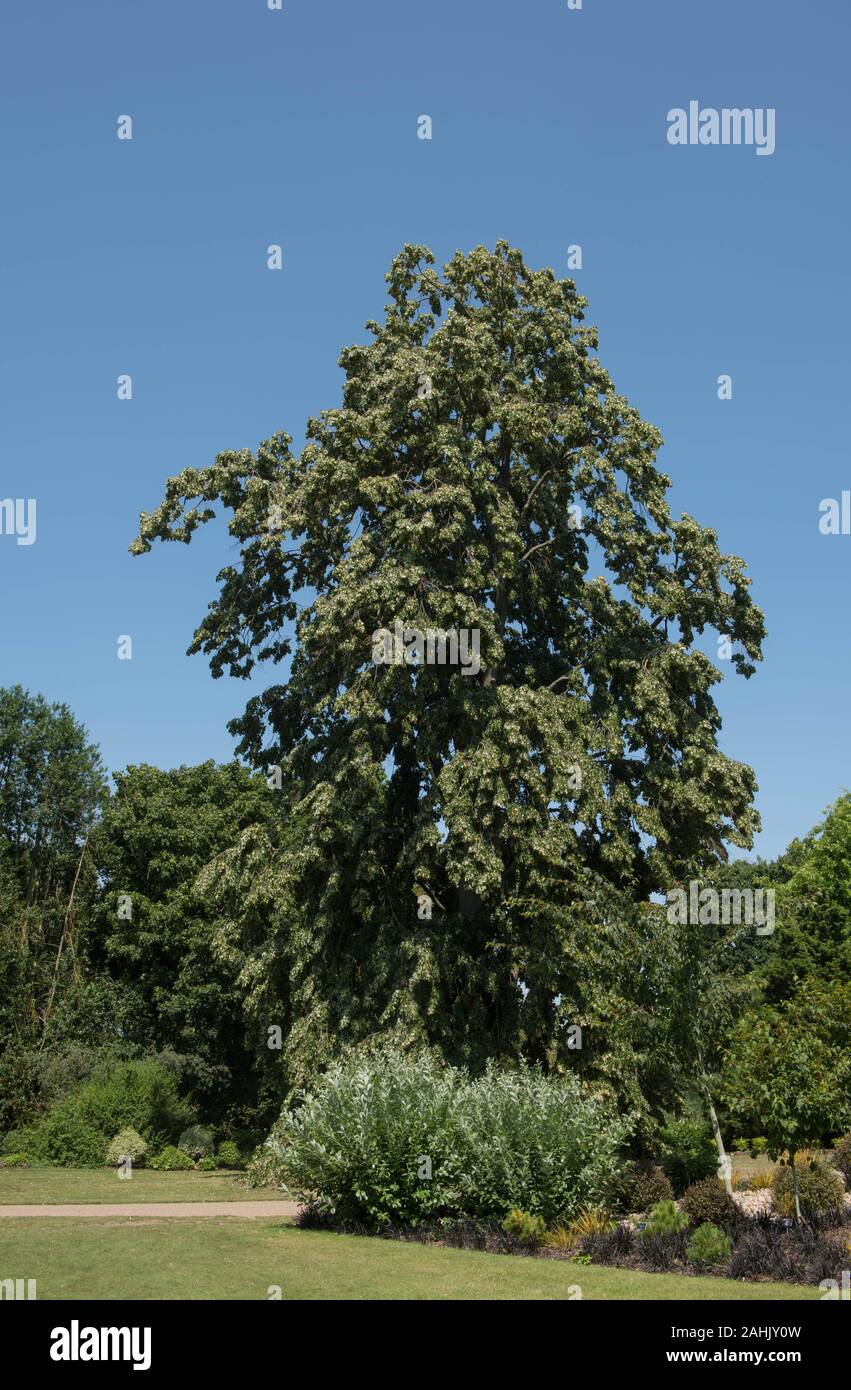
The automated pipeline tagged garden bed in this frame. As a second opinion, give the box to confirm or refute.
[294,1190,851,1289]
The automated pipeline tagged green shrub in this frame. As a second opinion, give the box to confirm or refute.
[1,1129,29,1156]
[831,1132,851,1187]
[149,1145,195,1171]
[198,1155,217,1171]
[731,1135,768,1156]
[256,1048,629,1228]
[24,1061,193,1167]
[105,1128,147,1168]
[772,1161,844,1218]
[641,1199,689,1237]
[24,1107,107,1168]
[622,1161,674,1213]
[178,1125,215,1161]
[0,1154,30,1168]
[680,1177,738,1229]
[501,1209,546,1244]
[659,1118,718,1194]
[216,1140,244,1170]
[687,1222,732,1267]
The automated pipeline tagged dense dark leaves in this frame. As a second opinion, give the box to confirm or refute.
[131,243,766,1089]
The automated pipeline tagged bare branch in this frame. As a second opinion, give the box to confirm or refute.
[521,469,553,516]
[521,536,556,562]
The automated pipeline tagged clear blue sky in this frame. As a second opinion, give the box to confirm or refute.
[1,0,848,861]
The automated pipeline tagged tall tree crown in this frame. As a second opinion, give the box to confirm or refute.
[132,243,765,1081]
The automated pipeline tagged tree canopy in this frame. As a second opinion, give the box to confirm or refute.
[88,761,276,1125]
[760,794,851,1002]
[0,686,105,1051]
[131,242,766,1089]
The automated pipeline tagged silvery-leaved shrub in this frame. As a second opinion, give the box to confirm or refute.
[258,1048,464,1227]
[452,1062,630,1224]
[253,1048,629,1228]
[105,1127,147,1168]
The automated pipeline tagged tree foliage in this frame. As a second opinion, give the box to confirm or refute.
[89,761,276,1126]
[722,1002,847,1160]
[131,243,765,1087]
[761,794,851,1002]
[0,685,105,1063]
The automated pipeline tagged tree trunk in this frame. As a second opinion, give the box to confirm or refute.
[790,1152,803,1224]
[702,1079,733,1195]
[39,836,88,1045]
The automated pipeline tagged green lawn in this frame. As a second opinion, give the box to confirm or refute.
[0,1215,820,1300]
[0,1167,828,1300]
[0,1166,275,1204]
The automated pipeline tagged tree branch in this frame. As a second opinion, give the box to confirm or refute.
[521,536,556,562]
[521,470,553,517]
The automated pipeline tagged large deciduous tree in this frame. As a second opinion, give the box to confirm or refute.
[131,243,765,1091]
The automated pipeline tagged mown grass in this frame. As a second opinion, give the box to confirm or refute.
[0,1166,271,1204]
[0,1216,820,1301]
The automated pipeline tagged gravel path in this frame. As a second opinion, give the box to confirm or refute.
[0,1200,299,1220]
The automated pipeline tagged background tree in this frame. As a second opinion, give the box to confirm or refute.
[722,1003,846,1222]
[0,686,106,1131]
[759,794,851,1004]
[0,685,105,1046]
[523,875,759,1163]
[701,842,803,979]
[708,802,851,1164]
[131,242,765,1091]
[89,761,276,1129]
